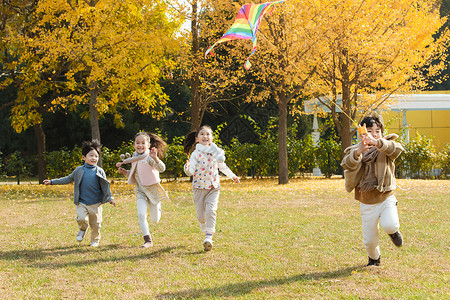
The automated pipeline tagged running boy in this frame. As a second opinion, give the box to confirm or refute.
[44,140,115,247]
[341,116,404,266]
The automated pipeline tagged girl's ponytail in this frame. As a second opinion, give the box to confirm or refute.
[183,125,213,156]
[183,131,197,155]
[135,132,167,159]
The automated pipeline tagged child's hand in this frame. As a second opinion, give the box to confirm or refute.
[116,162,123,167]
[109,200,116,207]
[118,167,127,175]
[43,179,51,185]
[232,176,240,183]
[150,147,159,161]
[184,160,190,169]
[356,140,370,156]
[362,134,378,147]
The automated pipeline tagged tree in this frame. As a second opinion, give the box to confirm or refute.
[307,0,450,152]
[175,0,250,132]
[2,0,182,174]
[1,0,50,183]
[203,0,329,184]
[13,0,180,143]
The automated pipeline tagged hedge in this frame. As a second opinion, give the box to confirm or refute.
[1,132,448,181]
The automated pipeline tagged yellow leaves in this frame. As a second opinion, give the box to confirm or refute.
[3,0,182,131]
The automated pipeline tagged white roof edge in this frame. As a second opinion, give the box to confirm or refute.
[305,94,450,112]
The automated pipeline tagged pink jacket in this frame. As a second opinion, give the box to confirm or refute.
[127,154,165,186]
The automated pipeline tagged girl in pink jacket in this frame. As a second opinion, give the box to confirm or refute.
[117,132,168,248]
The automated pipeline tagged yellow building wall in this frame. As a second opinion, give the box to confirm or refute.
[382,110,450,151]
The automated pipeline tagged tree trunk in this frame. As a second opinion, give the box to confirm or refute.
[89,80,102,167]
[340,80,353,152]
[190,1,201,131]
[33,123,46,184]
[338,50,353,153]
[278,95,289,184]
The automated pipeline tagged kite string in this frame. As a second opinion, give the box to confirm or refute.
[255,15,362,128]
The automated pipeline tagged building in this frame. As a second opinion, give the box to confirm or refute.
[305,93,450,151]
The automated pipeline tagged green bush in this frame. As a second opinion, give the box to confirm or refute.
[164,136,186,180]
[435,143,449,179]
[45,146,82,178]
[102,141,135,177]
[223,139,252,178]
[396,133,439,179]
[314,137,342,178]
[4,124,448,182]
[5,151,34,182]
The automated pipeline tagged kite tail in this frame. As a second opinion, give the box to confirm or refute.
[205,45,215,58]
[244,45,257,70]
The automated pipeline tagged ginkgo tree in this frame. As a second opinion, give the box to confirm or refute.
[174,0,249,131]
[9,0,182,152]
[306,0,450,152]
[202,0,449,184]
[202,0,328,184]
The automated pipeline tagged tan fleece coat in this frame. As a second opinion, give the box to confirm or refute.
[341,134,404,203]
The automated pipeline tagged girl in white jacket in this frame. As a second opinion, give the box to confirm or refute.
[183,125,239,251]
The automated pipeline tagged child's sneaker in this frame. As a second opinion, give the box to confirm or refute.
[90,241,99,247]
[141,235,153,248]
[389,231,403,247]
[76,230,86,242]
[203,237,213,251]
[367,256,381,266]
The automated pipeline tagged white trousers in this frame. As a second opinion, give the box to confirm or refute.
[135,188,161,236]
[76,202,102,243]
[360,195,400,259]
[193,187,220,234]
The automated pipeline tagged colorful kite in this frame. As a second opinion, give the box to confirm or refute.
[204,1,285,70]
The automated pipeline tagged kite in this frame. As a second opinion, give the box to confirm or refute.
[204,1,285,70]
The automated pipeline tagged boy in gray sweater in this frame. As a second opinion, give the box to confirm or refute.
[44,140,115,247]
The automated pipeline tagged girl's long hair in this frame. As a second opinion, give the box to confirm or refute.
[183,125,213,155]
[135,132,167,159]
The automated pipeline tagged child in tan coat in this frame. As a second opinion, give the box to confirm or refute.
[341,116,404,266]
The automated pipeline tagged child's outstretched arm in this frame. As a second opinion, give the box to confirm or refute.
[376,135,404,160]
[116,153,147,167]
[148,147,166,173]
[184,153,196,177]
[218,162,240,183]
[44,168,77,185]
[117,167,129,176]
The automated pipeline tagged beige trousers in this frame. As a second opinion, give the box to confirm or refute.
[193,187,220,234]
[76,202,102,243]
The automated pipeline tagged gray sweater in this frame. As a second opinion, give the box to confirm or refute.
[51,165,113,205]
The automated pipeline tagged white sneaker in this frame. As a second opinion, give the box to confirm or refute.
[203,237,213,251]
[76,230,86,242]
[90,241,99,247]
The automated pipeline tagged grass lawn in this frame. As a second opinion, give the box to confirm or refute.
[0,178,448,299]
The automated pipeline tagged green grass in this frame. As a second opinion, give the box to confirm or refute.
[0,178,448,299]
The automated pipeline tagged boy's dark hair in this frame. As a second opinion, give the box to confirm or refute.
[183,125,213,155]
[82,140,101,156]
[134,132,167,159]
[360,116,384,133]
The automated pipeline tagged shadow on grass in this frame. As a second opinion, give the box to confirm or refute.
[0,244,183,269]
[0,244,130,261]
[156,265,364,299]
